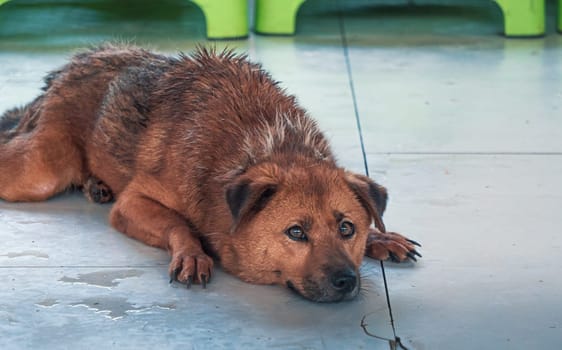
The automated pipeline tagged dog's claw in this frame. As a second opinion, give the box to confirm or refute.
[169,268,179,284]
[201,274,207,289]
[186,276,193,289]
[406,239,422,247]
[388,252,400,263]
[413,249,422,258]
[406,252,417,262]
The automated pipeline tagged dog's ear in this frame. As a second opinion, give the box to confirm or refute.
[345,172,388,231]
[225,164,281,230]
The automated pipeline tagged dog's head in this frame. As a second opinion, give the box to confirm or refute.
[221,160,387,302]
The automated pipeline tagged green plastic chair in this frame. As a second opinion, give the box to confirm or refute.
[0,0,249,39]
[191,0,248,39]
[254,0,546,37]
[558,0,562,32]
[495,0,544,36]
[254,0,306,35]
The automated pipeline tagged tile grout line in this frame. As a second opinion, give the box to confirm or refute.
[337,16,370,177]
[0,265,167,269]
[367,152,562,156]
[336,6,407,350]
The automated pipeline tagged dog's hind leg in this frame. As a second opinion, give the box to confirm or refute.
[0,103,85,202]
[0,131,84,202]
[82,176,114,204]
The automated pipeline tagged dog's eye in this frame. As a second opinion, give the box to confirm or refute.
[339,221,355,239]
[286,225,307,241]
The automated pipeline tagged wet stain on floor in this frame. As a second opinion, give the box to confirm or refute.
[70,296,175,320]
[1,250,49,259]
[59,269,144,288]
[36,299,59,308]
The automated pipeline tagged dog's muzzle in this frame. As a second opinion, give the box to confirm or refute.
[290,267,360,302]
[330,268,358,295]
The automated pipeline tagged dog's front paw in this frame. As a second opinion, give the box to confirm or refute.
[168,251,214,288]
[365,228,422,263]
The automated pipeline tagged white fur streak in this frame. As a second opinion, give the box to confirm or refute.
[242,111,331,160]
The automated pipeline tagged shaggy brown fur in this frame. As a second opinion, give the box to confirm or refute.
[0,44,420,302]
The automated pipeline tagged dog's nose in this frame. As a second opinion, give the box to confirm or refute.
[330,268,357,294]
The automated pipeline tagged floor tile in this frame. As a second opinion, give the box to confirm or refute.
[1,265,395,349]
[0,193,168,267]
[344,4,562,153]
[364,153,562,349]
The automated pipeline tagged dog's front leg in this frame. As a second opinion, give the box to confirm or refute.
[109,190,213,287]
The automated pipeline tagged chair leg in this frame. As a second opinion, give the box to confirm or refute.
[190,0,248,39]
[493,0,545,37]
[254,0,307,35]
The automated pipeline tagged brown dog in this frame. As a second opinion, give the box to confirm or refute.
[0,44,420,302]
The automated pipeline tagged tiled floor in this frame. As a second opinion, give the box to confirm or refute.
[1,0,561,349]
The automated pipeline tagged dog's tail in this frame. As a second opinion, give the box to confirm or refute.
[0,97,42,143]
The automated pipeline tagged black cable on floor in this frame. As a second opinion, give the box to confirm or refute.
[337,7,408,350]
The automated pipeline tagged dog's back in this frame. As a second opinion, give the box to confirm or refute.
[0,43,334,217]
[88,46,336,207]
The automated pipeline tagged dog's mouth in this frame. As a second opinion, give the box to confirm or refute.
[286,274,360,303]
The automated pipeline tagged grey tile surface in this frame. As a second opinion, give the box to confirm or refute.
[348,37,562,153]
[0,194,167,267]
[1,0,562,349]
[366,154,562,349]
[1,266,392,349]
[341,4,562,154]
